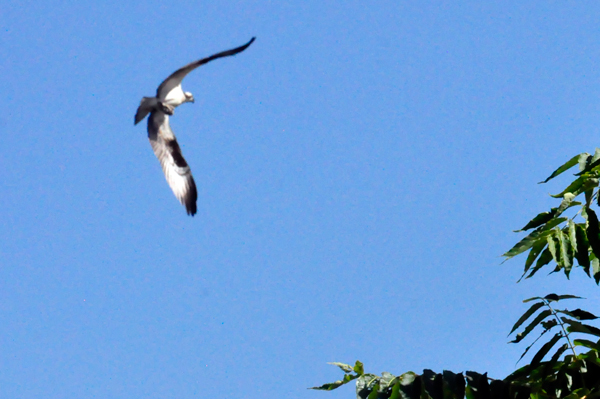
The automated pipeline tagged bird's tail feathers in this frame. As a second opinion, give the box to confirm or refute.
[134,97,159,125]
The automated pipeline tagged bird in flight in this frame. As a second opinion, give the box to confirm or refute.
[135,37,256,216]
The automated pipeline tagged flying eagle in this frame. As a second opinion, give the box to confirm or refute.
[135,37,255,216]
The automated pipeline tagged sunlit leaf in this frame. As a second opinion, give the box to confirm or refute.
[328,362,354,373]
[551,177,599,199]
[504,218,568,259]
[568,220,577,251]
[548,231,562,267]
[559,230,573,277]
[573,339,599,350]
[578,153,593,172]
[390,381,401,399]
[551,177,586,198]
[356,374,379,399]
[593,257,600,284]
[576,149,600,175]
[354,360,364,375]
[396,372,421,399]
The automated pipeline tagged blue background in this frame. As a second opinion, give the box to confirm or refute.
[2,1,600,398]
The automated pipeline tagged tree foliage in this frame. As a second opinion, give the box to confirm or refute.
[313,150,600,399]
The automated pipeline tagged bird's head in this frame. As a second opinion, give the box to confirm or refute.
[184,92,195,104]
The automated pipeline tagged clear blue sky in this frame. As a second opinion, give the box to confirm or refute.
[2,1,600,398]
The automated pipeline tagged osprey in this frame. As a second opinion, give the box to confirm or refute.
[135,37,255,216]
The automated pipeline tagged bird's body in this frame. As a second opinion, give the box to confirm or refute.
[134,37,255,216]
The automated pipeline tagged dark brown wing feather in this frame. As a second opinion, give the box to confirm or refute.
[156,37,255,99]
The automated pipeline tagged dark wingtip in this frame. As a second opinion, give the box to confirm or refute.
[185,180,198,217]
[246,37,256,48]
[238,37,256,52]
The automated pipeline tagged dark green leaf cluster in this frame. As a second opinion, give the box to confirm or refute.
[505,294,600,393]
[503,150,600,282]
[312,363,533,399]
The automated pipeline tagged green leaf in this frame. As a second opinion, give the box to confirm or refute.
[546,294,582,301]
[559,309,598,320]
[465,372,489,399]
[367,382,380,399]
[540,154,581,184]
[573,339,599,350]
[578,153,593,172]
[559,230,574,277]
[509,302,545,336]
[520,240,548,281]
[541,319,558,330]
[310,373,359,390]
[586,207,600,259]
[523,296,544,303]
[328,362,354,373]
[353,360,364,375]
[515,326,553,365]
[390,381,401,399]
[530,333,562,368]
[542,342,569,377]
[526,247,553,279]
[593,257,600,284]
[544,294,560,301]
[547,230,562,267]
[565,319,600,338]
[379,372,397,391]
[551,177,586,198]
[568,219,577,250]
[489,380,508,399]
[517,210,558,232]
[422,370,443,399]
[576,150,600,175]
[396,372,421,399]
[442,371,465,399]
[574,224,590,273]
[557,193,578,214]
[356,374,379,399]
[503,218,567,259]
[510,309,553,343]
[517,201,580,233]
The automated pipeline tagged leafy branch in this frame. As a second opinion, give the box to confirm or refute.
[313,150,600,399]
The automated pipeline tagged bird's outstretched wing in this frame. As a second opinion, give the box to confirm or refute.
[147,111,198,216]
[156,37,256,100]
